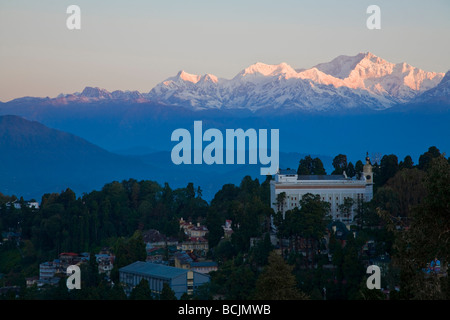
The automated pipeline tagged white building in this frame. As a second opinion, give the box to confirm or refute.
[5,200,39,210]
[270,155,373,225]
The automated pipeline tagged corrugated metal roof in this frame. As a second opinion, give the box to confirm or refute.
[119,261,188,279]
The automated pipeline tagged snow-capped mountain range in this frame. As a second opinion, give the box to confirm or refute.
[8,52,448,112]
[148,52,446,111]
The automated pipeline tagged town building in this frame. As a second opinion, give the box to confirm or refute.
[174,251,218,274]
[39,261,59,280]
[177,238,209,254]
[1,231,21,242]
[95,253,115,276]
[178,218,209,255]
[37,252,92,286]
[25,276,39,288]
[270,155,373,226]
[222,220,233,239]
[174,251,194,269]
[190,261,218,274]
[146,246,167,263]
[119,261,210,299]
[5,200,39,210]
[142,229,178,247]
[59,252,89,268]
[179,218,209,238]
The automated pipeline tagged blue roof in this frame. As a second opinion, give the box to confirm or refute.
[174,251,193,263]
[119,261,189,280]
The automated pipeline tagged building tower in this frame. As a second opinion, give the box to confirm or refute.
[362,152,374,202]
[363,152,373,183]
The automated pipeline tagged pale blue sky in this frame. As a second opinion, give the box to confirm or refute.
[1,0,449,101]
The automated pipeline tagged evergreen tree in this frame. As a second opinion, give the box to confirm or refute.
[332,154,347,175]
[399,155,414,170]
[355,160,364,179]
[418,146,441,171]
[297,155,326,175]
[312,157,326,175]
[160,282,177,300]
[206,209,224,249]
[253,251,308,300]
[376,154,399,186]
[129,279,153,300]
[388,155,450,299]
[108,283,127,300]
[346,162,356,178]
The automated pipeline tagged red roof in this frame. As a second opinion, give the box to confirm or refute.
[59,252,78,256]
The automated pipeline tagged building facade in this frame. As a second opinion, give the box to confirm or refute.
[270,155,373,225]
[119,261,210,299]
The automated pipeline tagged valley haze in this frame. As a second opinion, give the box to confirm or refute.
[0,53,448,201]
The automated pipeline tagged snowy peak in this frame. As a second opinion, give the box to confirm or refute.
[12,53,446,113]
[49,87,150,104]
[314,52,369,79]
[411,70,450,105]
[81,86,112,99]
[176,70,202,84]
[237,62,297,78]
[79,87,148,101]
[148,52,446,111]
[312,52,444,100]
[199,74,219,84]
[441,70,450,85]
[314,52,394,80]
[349,52,395,78]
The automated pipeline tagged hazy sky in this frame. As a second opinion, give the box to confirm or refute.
[1,0,449,101]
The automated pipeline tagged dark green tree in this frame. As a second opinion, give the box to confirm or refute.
[418,146,441,171]
[332,154,347,175]
[386,155,450,299]
[111,231,147,282]
[276,193,330,267]
[297,155,326,175]
[355,160,364,179]
[338,197,355,221]
[206,209,224,249]
[376,154,399,187]
[108,283,127,300]
[312,157,327,175]
[160,282,177,300]
[129,279,153,300]
[249,232,273,268]
[253,251,308,300]
[399,155,414,170]
[346,162,356,178]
